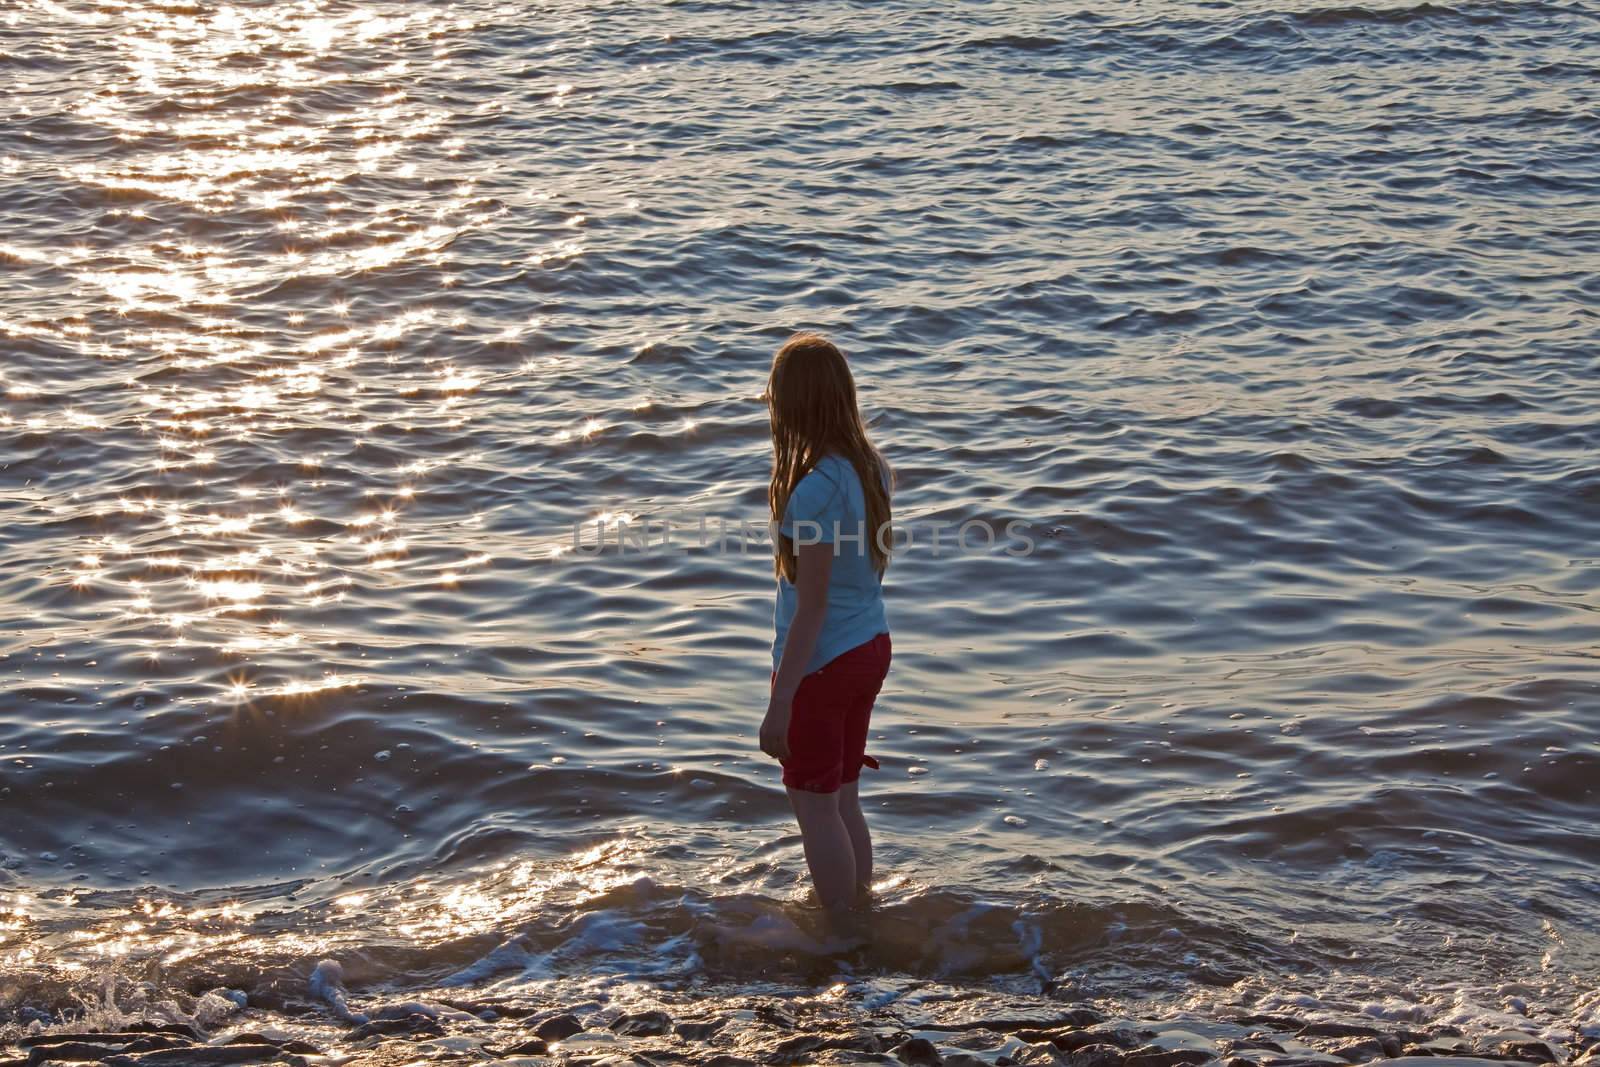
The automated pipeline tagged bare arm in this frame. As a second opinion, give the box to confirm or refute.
[760,540,834,760]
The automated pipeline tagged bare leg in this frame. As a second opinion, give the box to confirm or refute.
[837,779,872,896]
[786,787,857,911]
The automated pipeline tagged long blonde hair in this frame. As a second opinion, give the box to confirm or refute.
[766,332,892,583]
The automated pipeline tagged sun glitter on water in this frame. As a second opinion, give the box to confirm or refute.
[7,1,523,708]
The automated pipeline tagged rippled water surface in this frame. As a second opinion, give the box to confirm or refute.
[2,0,1598,1037]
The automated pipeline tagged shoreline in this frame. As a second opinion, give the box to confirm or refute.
[4,971,1595,1067]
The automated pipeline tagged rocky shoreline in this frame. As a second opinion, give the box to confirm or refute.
[3,972,1595,1067]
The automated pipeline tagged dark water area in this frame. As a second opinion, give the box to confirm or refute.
[1,0,1597,1043]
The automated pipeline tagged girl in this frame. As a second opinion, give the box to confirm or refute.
[758,331,893,913]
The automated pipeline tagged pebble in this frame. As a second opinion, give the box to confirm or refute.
[674,1018,727,1041]
[608,1010,672,1037]
[1299,1023,1385,1040]
[22,1041,127,1063]
[1329,1038,1389,1062]
[531,1013,586,1041]
[492,1037,548,1056]
[892,1036,943,1065]
[1500,1040,1566,1064]
[344,1014,442,1042]
[18,1037,180,1052]
[1235,1016,1309,1031]
[1406,1038,1473,1056]
[1224,1040,1288,1055]
[768,1034,827,1059]
[222,1035,317,1055]
[1064,1043,1134,1067]
[1125,1047,1218,1067]
[100,1045,289,1067]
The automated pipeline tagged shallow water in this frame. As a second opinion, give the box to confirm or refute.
[1,0,1597,1038]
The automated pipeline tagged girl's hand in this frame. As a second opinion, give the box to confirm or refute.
[760,694,793,760]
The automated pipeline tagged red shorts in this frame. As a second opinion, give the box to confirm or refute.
[772,632,891,794]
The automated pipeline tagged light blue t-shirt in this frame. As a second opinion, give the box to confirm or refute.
[772,453,890,675]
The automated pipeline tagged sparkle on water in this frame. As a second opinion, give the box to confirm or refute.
[1,0,1596,1040]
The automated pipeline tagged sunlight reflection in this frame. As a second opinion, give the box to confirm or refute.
[392,838,646,940]
[10,0,500,711]
[5,836,652,975]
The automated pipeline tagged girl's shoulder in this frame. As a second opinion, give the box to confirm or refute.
[811,451,890,494]
[811,453,852,482]
[792,455,847,509]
